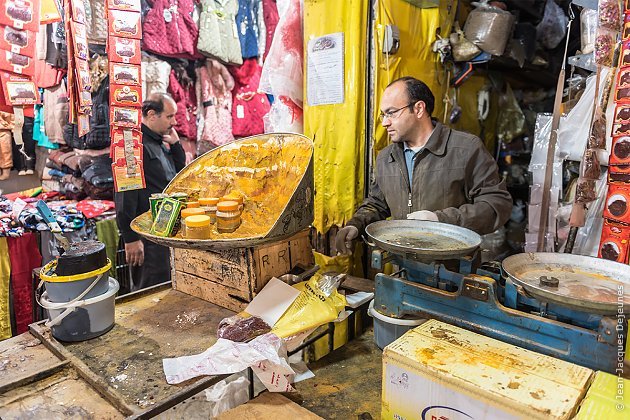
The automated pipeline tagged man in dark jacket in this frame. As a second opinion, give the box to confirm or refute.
[115,93,186,290]
[335,77,512,254]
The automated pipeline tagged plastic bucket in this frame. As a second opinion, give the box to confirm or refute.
[368,300,426,350]
[39,277,119,342]
[41,259,112,303]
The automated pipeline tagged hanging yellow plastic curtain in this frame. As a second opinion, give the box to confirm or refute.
[303,0,369,234]
[373,0,453,156]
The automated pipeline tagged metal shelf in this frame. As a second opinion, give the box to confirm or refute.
[568,53,596,72]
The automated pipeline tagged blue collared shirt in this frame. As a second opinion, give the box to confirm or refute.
[404,143,423,185]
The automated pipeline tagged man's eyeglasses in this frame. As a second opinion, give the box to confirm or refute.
[378,103,415,122]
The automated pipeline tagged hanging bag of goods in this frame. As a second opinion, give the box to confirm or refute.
[463,1,515,56]
[65,0,93,137]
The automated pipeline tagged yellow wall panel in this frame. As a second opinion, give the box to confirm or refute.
[303,0,369,234]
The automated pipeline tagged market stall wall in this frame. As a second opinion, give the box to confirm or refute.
[303,0,369,234]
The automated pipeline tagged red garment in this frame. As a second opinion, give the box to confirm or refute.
[8,233,41,334]
[168,66,197,140]
[230,59,270,137]
[142,0,201,59]
[261,0,279,61]
[76,199,116,218]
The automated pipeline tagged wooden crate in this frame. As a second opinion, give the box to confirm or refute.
[172,229,314,311]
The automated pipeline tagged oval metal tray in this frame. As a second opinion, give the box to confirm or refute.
[365,220,481,260]
[502,253,630,315]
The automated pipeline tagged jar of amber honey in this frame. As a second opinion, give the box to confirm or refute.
[180,207,205,236]
[199,197,220,224]
[216,201,241,233]
[184,215,211,239]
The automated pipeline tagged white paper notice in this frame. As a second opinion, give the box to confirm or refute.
[306,32,344,106]
[245,277,300,326]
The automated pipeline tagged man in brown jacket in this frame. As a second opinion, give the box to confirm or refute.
[335,76,512,254]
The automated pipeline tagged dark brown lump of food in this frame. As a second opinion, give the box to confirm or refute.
[8,53,29,66]
[582,149,601,180]
[217,315,271,342]
[6,6,32,22]
[576,180,597,203]
[614,139,630,160]
[617,107,630,121]
[609,199,628,217]
[5,31,27,47]
[601,242,620,261]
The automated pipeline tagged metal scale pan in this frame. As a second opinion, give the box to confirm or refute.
[502,253,630,315]
[365,220,482,260]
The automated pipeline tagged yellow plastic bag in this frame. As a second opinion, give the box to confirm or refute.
[272,272,347,338]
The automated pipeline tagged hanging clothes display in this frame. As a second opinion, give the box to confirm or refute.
[168,63,198,140]
[235,0,262,59]
[230,58,270,137]
[0,111,14,180]
[43,82,69,144]
[142,54,171,97]
[261,0,279,61]
[196,59,234,153]
[96,217,119,279]
[142,0,200,59]
[197,0,243,65]
[7,233,41,335]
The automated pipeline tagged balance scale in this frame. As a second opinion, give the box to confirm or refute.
[368,220,629,373]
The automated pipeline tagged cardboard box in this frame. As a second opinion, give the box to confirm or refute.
[598,219,630,263]
[574,371,629,419]
[605,183,630,224]
[382,320,593,420]
[172,229,314,312]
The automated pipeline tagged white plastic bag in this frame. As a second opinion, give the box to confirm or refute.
[204,376,250,417]
[557,67,614,165]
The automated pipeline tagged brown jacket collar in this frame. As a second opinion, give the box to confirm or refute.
[390,121,449,162]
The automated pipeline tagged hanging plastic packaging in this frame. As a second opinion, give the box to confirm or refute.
[450,24,481,62]
[598,0,621,30]
[580,149,602,180]
[536,0,568,49]
[496,83,526,143]
[271,272,347,338]
[463,3,515,56]
[575,178,598,203]
[259,0,303,107]
[581,8,597,54]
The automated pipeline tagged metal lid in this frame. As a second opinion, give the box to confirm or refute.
[502,253,630,315]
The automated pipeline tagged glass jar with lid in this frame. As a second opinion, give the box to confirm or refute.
[184,215,212,239]
[180,207,205,236]
[199,197,220,223]
[216,201,241,233]
[185,201,200,209]
[221,194,244,212]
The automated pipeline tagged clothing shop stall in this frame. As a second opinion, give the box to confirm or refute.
[2,0,630,419]
[0,0,289,341]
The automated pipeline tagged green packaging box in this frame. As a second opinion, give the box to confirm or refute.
[150,197,182,237]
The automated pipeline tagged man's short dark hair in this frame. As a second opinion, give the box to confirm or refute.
[388,76,435,116]
[142,92,174,117]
